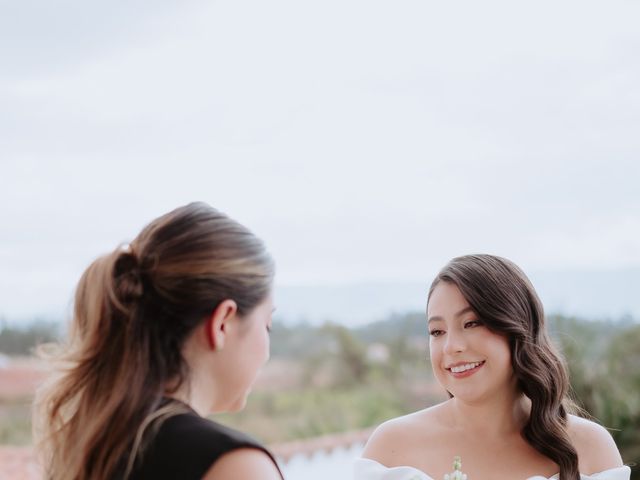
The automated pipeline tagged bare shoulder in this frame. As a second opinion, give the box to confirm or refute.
[362,403,447,466]
[567,414,623,474]
[202,448,282,480]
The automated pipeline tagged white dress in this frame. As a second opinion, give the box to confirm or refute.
[354,458,631,480]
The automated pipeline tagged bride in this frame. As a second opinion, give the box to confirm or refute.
[355,254,630,480]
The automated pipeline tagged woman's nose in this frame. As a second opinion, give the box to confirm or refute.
[443,329,466,354]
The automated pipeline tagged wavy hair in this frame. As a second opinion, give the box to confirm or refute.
[33,202,274,480]
[427,254,579,480]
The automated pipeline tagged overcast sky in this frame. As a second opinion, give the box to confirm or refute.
[2,1,639,321]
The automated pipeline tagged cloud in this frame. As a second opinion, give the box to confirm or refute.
[1,0,639,319]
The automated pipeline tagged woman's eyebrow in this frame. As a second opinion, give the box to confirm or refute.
[428,307,474,324]
[455,306,474,317]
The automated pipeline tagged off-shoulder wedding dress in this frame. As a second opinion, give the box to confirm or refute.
[354,458,631,480]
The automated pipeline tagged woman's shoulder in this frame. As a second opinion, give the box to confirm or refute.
[131,411,280,479]
[362,403,449,466]
[202,447,283,480]
[158,411,279,463]
[163,413,283,480]
[161,410,258,445]
[566,414,624,474]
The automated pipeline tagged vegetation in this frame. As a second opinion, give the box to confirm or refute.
[0,313,638,477]
[0,319,61,356]
[554,316,640,476]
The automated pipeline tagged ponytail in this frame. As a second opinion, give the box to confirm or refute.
[36,249,160,479]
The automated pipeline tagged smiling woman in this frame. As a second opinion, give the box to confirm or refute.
[32,202,283,480]
[356,254,630,480]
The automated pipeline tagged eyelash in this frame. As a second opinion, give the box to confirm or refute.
[429,320,481,337]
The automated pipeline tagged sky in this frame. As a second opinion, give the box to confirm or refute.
[1,1,639,323]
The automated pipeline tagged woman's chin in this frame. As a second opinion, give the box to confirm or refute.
[212,388,252,414]
[226,394,249,413]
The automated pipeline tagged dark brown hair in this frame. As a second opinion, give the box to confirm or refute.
[428,254,579,480]
[34,202,274,480]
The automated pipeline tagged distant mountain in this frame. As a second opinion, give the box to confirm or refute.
[4,268,638,329]
[528,269,640,321]
[274,268,640,327]
[273,282,429,327]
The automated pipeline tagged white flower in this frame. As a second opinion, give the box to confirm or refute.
[443,456,468,480]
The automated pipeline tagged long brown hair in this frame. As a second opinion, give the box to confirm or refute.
[428,254,580,480]
[33,202,274,480]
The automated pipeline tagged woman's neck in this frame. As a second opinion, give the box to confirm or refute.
[164,366,217,417]
[447,391,530,438]
[164,334,219,417]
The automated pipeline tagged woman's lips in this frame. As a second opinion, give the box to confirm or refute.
[447,360,485,378]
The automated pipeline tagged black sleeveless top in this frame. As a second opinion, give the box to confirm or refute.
[124,400,283,480]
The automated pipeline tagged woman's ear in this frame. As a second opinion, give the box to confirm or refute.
[205,299,238,352]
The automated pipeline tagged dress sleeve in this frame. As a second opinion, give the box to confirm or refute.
[354,458,433,480]
[582,466,631,480]
[353,459,632,480]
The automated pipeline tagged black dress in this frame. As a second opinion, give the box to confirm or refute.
[124,399,283,480]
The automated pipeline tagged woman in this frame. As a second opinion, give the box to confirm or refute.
[34,202,283,480]
[355,254,629,480]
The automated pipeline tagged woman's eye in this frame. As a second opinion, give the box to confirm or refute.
[429,329,444,337]
[464,320,481,328]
